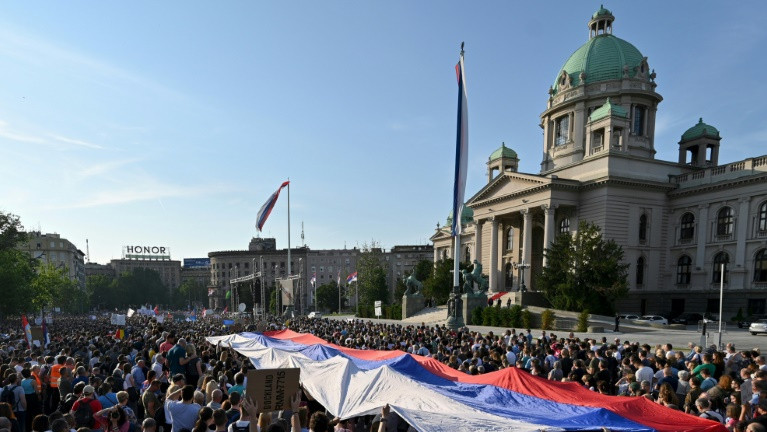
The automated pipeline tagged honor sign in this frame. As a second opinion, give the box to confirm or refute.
[123,245,171,260]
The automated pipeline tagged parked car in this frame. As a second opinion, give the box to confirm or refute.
[618,314,640,320]
[739,315,767,328]
[636,315,668,325]
[749,319,767,335]
[308,311,322,319]
[670,313,703,325]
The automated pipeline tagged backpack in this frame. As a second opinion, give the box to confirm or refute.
[74,399,95,428]
[59,393,78,413]
[230,422,250,432]
[1,385,18,409]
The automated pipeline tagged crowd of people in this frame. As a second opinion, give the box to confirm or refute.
[0,312,765,432]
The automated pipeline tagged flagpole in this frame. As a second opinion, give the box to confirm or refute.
[287,179,291,278]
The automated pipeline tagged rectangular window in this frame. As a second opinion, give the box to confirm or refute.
[748,299,766,315]
[555,115,570,146]
[633,106,645,136]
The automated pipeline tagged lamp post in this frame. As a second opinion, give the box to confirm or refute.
[513,260,530,292]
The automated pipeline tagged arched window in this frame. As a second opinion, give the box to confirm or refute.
[506,228,514,252]
[465,246,471,263]
[676,255,692,285]
[759,202,767,234]
[716,206,734,236]
[712,252,729,283]
[639,214,648,242]
[636,257,645,286]
[559,217,570,234]
[680,212,695,240]
[755,249,767,283]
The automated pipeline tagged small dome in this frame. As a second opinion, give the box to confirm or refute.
[592,5,613,19]
[447,205,474,227]
[589,97,628,122]
[489,142,518,161]
[681,118,720,142]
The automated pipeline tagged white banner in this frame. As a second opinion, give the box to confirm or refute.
[156,315,165,323]
[110,314,126,325]
[127,308,135,318]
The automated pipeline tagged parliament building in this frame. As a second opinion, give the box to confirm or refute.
[431,7,767,318]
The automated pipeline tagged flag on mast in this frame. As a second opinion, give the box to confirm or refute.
[337,270,341,287]
[256,181,290,231]
[346,271,358,284]
[452,44,469,237]
[21,315,32,348]
[41,318,50,347]
[310,273,316,287]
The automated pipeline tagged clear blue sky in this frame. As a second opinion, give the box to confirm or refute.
[1,2,765,264]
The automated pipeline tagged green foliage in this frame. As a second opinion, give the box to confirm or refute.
[412,260,433,282]
[509,305,524,328]
[316,281,340,313]
[471,307,482,326]
[0,212,36,316]
[521,309,532,329]
[357,245,389,309]
[537,221,629,315]
[386,303,402,320]
[177,279,208,309]
[577,309,590,332]
[423,258,453,304]
[733,307,744,322]
[31,263,78,312]
[541,309,556,330]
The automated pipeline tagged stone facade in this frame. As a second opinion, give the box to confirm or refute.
[20,232,86,289]
[431,7,767,319]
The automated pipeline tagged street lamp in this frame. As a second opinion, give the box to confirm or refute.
[513,260,530,292]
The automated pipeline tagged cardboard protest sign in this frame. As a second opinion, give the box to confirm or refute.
[30,327,43,345]
[246,368,300,413]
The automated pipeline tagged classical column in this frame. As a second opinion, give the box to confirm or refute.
[542,204,556,267]
[433,247,439,264]
[695,204,709,268]
[474,220,483,264]
[522,209,533,287]
[489,218,498,292]
[735,197,751,267]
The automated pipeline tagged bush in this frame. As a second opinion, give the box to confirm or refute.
[521,309,531,329]
[491,307,503,327]
[577,309,590,332]
[541,309,556,330]
[471,307,483,326]
[386,304,402,320]
[482,306,498,326]
[509,305,524,328]
[499,308,512,327]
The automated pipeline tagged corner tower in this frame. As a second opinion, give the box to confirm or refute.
[540,6,663,173]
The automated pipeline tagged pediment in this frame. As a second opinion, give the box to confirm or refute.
[467,172,549,205]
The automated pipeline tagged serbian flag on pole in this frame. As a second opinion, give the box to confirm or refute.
[153,306,160,316]
[21,315,32,348]
[256,181,290,232]
[346,271,358,284]
[452,45,469,237]
[41,318,50,347]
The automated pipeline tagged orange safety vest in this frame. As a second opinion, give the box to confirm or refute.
[49,364,63,388]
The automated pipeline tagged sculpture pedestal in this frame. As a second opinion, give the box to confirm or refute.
[446,291,464,330]
[462,293,488,325]
[402,294,424,319]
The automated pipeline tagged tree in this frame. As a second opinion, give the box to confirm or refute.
[537,220,629,315]
[30,263,78,313]
[178,279,208,309]
[0,212,36,316]
[316,281,339,313]
[423,258,454,304]
[356,245,388,310]
[412,260,433,282]
[87,275,114,310]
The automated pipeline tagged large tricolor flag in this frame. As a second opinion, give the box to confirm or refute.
[207,331,726,432]
[346,271,357,284]
[451,45,469,237]
[256,181,290,232]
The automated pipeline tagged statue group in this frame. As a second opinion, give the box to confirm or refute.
[461,260,489,295]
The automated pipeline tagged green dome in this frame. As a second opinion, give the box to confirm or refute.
[447,205,474,227]
[589,97,628,122]
[592,5,613,18]
[681,118,720,141]
[489,142,517,161]
[553,34,644,94]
